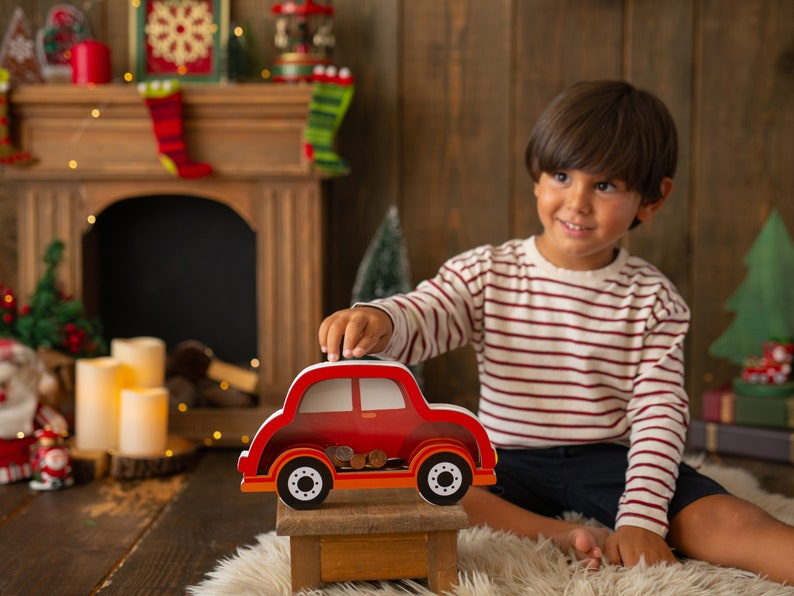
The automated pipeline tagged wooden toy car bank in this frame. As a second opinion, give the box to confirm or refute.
[237,360,497,509]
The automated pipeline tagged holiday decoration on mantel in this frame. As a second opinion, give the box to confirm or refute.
[303,65,354,176]
[130,0,229,83]
[272,0,335,83]
[36,3,91,83]
[710,209,794,367]
[0,68,36,167]
[138,79,213,178]
[0,7,44,85]
[0,238,106,358]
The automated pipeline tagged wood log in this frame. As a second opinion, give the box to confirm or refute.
[167,340,212,383]
[68,442,110,483]
[206,359,259,394]
[109,436,201,479]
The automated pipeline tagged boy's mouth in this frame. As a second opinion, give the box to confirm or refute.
[559,219,591,232]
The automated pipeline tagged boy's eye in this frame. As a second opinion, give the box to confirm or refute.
[595,181,616,192]
[553,172,570,183]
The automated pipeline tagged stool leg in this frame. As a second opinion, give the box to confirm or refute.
[290,535,321,593]
[426,530,459,594]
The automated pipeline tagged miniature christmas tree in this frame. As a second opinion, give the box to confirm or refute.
[1,239,106,357]
[351,206,422,382]
[710,210,794,365]
[351,206,413,303]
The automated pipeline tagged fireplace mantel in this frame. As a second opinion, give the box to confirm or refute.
[7,83,326,445]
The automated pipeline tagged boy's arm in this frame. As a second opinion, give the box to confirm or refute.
[322,251,481,365]
[615,297,690,556]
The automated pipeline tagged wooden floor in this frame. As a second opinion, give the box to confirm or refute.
[0,449,277,595]
[0,448,791,595]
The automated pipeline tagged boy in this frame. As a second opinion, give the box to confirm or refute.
[318,81,794,583]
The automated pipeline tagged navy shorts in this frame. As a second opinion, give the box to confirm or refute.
[488,444,728,528]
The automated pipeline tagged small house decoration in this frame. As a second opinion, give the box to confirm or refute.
[271,0,335,83]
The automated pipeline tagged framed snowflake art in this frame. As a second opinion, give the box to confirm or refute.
[129,0,229,83]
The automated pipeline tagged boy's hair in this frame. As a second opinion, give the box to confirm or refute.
[525,80,678,204]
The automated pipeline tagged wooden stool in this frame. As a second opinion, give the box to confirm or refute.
[276,488,469,594]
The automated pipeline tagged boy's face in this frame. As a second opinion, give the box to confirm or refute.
[533,170,665,271]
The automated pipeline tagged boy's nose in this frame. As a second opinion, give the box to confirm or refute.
[565,184,592,214]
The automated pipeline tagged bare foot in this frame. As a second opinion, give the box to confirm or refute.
[558,526,610,568]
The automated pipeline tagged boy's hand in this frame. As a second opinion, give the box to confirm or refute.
[318,306,393,362]
[603,525,678,568]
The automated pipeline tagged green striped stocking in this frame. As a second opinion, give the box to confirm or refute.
[303,66,355,176]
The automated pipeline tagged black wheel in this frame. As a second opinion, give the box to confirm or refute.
[276,456,333,510]
[416,452,472,506]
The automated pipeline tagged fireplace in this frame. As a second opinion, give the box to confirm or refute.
[83,194,258,364]
[7,83,326,445]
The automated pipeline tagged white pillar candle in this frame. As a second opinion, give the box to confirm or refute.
[118,387,169,456]
[111,337,166,388]
[75,357,121,452]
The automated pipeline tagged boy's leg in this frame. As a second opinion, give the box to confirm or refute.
[668,493,794,584]
[462,486,610,568]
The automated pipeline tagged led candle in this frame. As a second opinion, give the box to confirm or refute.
[118,387,168,456]
[75,357,121,451]
[111,337,166,388]
[70,40,111,85]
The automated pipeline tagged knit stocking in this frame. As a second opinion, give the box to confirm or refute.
[0,68,35,166]
[303,66,355,176]
[138,80,213,179]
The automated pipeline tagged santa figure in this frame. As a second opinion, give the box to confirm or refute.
[29,427,73,490]
[0,338,66,485]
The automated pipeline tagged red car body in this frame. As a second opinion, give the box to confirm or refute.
[238,360,497,508]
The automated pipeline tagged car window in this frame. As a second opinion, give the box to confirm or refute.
[299,378,353,413]
[360,378,406,411]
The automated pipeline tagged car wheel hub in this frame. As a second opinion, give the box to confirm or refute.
[287,466,323,501]
[426,462,462,495]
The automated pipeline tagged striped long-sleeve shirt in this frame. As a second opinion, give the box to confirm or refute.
[368,236,690,537]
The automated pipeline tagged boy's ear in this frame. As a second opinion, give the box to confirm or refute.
[636,177,673,222]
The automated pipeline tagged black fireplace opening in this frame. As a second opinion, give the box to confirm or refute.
[83,195,257,366]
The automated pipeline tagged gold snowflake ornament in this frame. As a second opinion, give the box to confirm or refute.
[145,0,216,68]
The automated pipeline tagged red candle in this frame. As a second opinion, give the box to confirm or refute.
[71,40,111,85]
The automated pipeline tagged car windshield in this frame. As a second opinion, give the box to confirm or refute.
[298,378,352,413]
[360,378,406,411]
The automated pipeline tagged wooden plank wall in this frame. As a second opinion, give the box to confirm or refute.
[330,0,794,418]
[1,0,792,418]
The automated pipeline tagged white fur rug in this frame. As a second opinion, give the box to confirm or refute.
[189,458,794,595]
